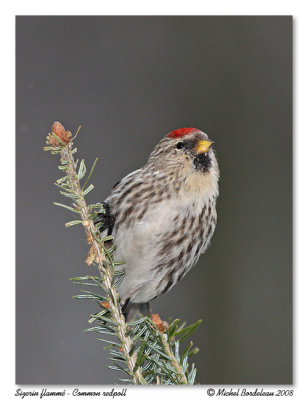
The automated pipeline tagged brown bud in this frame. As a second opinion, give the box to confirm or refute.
[48,134,60,146]
[62,130,72,144]
[52,121,65,136]
[151,313,167,333]
[48,121,72,146]
[99,301,110,309]
[85,245,96,266]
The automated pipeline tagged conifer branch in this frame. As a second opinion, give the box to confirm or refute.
[45,122,145,384]
[62,145,145,384]
[44,121,201,385]
[160,333,188,384]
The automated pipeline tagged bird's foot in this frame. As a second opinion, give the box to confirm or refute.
[94,201,115,234]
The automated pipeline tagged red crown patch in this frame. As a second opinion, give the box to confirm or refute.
[167,127,201,138]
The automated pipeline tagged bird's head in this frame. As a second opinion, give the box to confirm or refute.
[147,128,219,195]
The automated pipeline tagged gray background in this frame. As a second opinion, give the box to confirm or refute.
[16,16,292,384]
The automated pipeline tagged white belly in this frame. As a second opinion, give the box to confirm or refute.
[113,194,209,303]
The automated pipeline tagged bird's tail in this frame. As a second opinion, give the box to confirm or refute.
[122,301,151,322]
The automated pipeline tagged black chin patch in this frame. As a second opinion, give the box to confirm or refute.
[193,153,212,172]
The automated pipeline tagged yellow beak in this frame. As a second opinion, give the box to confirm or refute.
[195,139,214,154]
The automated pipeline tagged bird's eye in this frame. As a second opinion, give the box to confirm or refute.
[176,142,184,149]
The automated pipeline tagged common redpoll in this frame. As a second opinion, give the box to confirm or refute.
[96,128,219,320]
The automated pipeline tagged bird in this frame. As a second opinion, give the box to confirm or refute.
[95,127,219,320]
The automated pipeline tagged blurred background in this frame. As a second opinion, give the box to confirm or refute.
[16,16,292,384]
